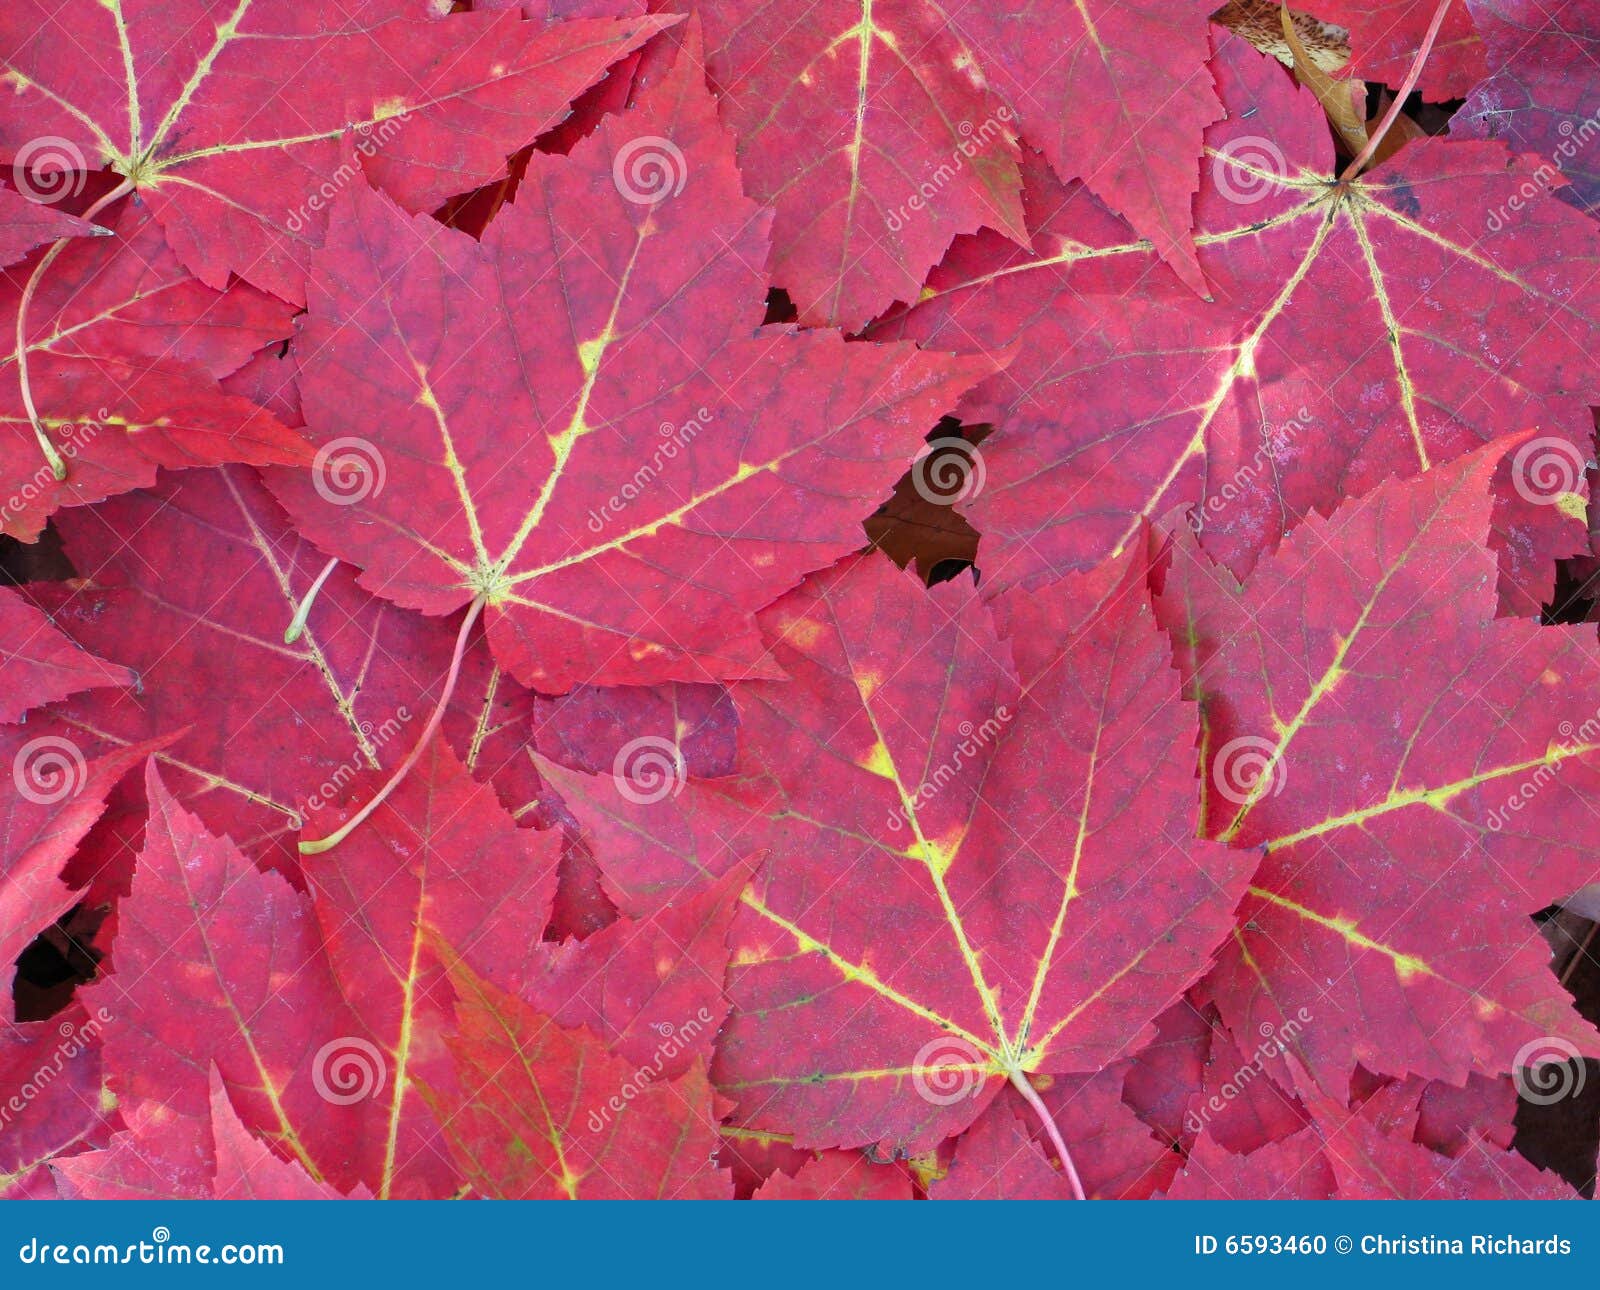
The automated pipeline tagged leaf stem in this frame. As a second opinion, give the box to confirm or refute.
[1007,1068,1086,1200]
[14,178,135,481]
[1340,0,1454,180]
[1280,3,1368,158]
[284,555,340,644]
[298,595,485,855]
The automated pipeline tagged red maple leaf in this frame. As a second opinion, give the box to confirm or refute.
[0,187,98,268]
[54,1097,216,1200]
[943,0,1224,298]
[524,862,747,1075]
[266,28,995,693]
[0,207,306,537]
[0,730,157,995]
[533,681,738,780]
[547,550,1252,1179]
[0,1008,114,1195]
[209,1070,366,1201]
[84,765,388,1193]
[1025,1065,1181,1198]
[752,1149,913,1199]
[1454,0,1600,217]
[1193,1018,1309,1154]
[4,0,1599,1207]
[1166,1127,1336,1198]
[698,0,1234,327]
[1167,1055,1570,1198]
[932,1070,1175,1199]
[422,943,733,1199]
[694,0,1028,330]
[873,33,1600,609]
[54,1065,372,1199]
[1301,0,1487,99]
[1413,1072,1521,1154]
[0,0,671,304]
[1120,996,1214,1151]
[0,584,129,722]
[1160,439,1600,1087]
[302,738,560,1198]
[1297,1060,1572,1198]
[34,466,539,865]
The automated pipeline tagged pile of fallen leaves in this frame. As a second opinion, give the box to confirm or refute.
[2,0,1599,1201]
